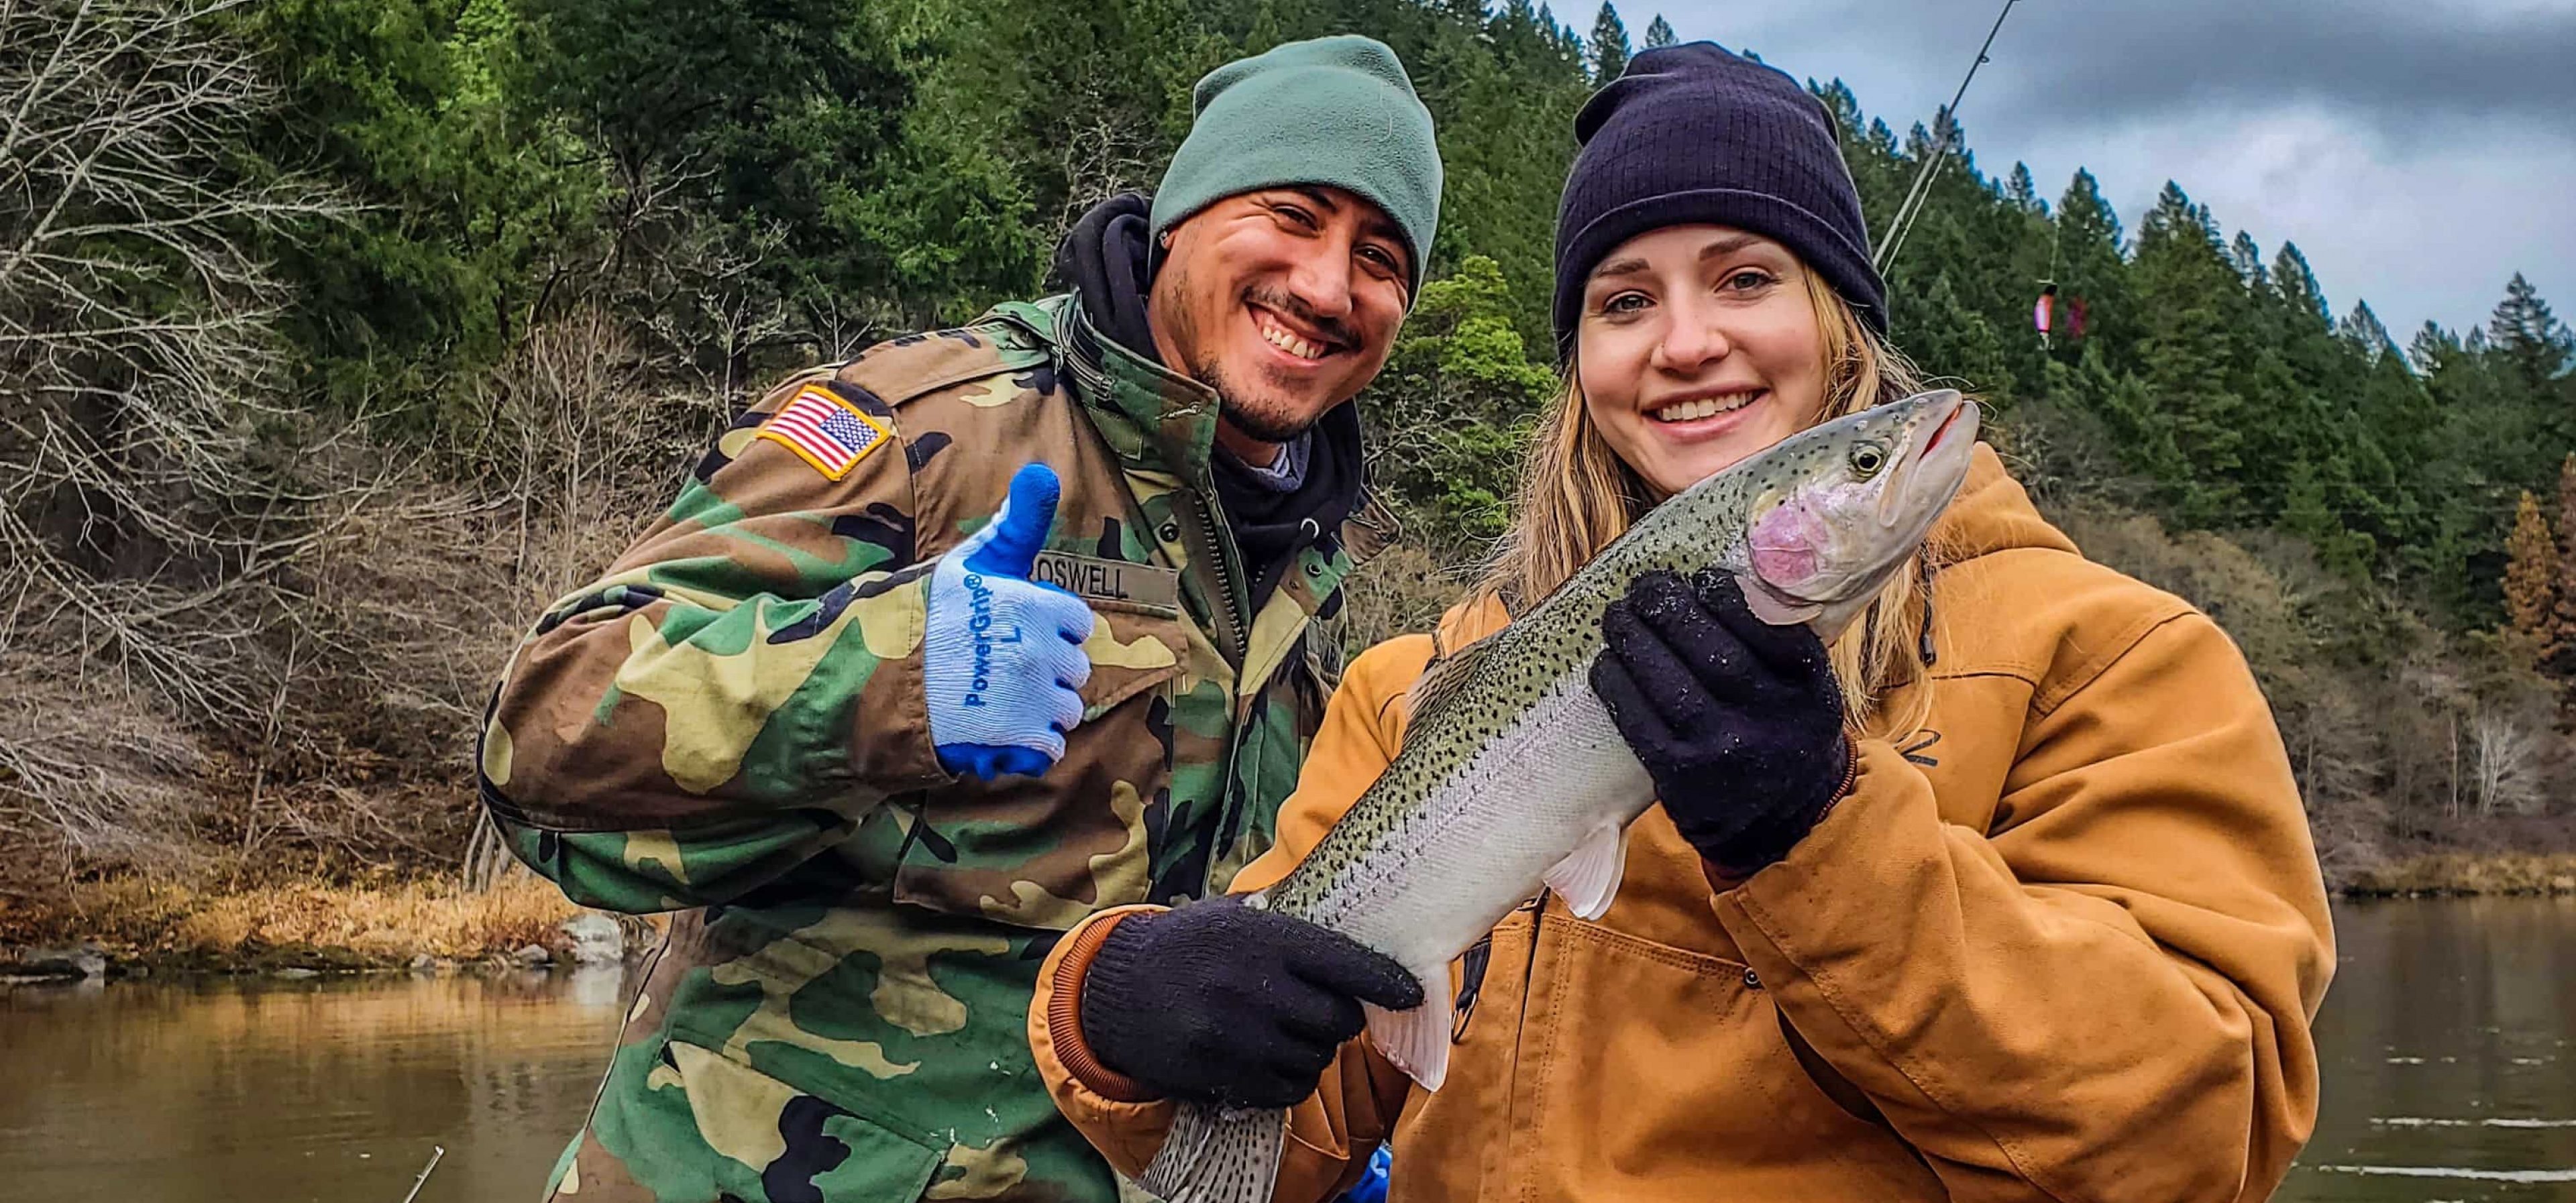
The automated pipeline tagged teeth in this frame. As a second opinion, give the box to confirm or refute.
[1650,394,1758,423]
[1258,314,1326,360]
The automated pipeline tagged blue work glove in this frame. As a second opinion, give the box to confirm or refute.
[926,463,1097,780]
[1335,1146,1393,1203]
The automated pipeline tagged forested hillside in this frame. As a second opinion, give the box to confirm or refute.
[5,0,2573,901]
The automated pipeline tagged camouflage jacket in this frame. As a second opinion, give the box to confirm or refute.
[480,294,1393,1202]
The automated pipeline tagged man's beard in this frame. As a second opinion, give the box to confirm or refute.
[1191,353,1323,444]
[1168,282,1354,446]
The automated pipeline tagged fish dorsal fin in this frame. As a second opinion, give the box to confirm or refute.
[1402,634,1493,724]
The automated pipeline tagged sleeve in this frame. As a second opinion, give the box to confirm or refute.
[1028,634,1440,1203]
[1710,611,2334,1202]
[476,371,953,912]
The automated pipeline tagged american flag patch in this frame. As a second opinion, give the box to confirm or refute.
[757,385,894,481]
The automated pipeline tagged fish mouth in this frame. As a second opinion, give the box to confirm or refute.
[1878,390,1980,529]
[1743,573,1826,620]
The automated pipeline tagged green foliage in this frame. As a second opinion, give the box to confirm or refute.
[238,0,600,417]
[207,0,2574,630]
[109,0,2576,864]
[1368,256,1558,549]
[521,0,916,332]
[1587,3,1629,83]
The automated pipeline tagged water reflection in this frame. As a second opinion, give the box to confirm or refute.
[0,899,2569,1202]
[2283,897,2576,1202]
[0,968,627,1203]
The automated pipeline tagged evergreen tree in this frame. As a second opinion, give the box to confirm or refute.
[2489,273,2573,395]
[2412,321,2463,376]
[2271,243,2330,328]
[2230,231,2265,288]
[2508,489,2563,671]
[2279,457,2376,578]
[242,0,598,413]
[1587,2,1630,83]
[2006,162,2041,212]
[2548,455,2576,685]
[1374,255,1557,543]
[1642,13,1676,48]
[2128,182,2250,524]
[523,0,916,333]
[2339,301,2397,361]
[2049,170,2131,358]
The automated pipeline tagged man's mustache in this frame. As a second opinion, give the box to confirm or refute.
[1242,287,1357,351]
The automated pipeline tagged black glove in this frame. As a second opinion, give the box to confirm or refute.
[1079,897,1424,1109]
[1590,569,1854,876]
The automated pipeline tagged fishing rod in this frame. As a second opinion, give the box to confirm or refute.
[400,1145,446,1203]
[1873,0,2025,277]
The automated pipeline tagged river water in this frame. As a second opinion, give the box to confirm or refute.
[1,898,2570,1202]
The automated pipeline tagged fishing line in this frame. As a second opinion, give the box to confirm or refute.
[1873,0,2027,278]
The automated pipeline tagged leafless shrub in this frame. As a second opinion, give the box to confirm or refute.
[0,0,375,874]
[1330,541,1474,662]
[327,312,726,886]
[2471,709,2548,818]
[0,663,205,893]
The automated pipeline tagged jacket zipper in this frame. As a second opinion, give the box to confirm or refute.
[1185,488,1251,666]
[1050,308,1264,897]
[1186,484,1258,897]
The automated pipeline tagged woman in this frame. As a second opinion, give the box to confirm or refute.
[1029,43,2333,1202]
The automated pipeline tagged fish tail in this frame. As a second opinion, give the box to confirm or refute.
[1136,1101,1286,1203]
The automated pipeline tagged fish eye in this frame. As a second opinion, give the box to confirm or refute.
[1850,444,1888,478]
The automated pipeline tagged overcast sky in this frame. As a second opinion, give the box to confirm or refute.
[1651,0,2576,341]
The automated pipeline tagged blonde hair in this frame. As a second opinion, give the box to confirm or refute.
[1470,269,1947,740]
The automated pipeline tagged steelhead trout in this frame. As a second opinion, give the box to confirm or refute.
[1137,390,1980,1203]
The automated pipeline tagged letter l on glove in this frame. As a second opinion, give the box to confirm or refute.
[926,463,1098,780]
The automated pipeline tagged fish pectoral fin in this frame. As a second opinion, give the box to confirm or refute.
[1737,577,1823,626]
[1542,823,1629,921]
[1364,970,1454,1092]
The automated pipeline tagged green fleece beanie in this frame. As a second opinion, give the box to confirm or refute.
[1150,35,1443,298]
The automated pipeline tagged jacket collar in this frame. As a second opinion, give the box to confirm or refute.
[1046,292,1224,483]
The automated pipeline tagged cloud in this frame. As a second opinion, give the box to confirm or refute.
[1997,0,2576,144]
[1647,0,2576,337]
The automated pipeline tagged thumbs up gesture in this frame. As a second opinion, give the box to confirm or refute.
[926,463,1099,781]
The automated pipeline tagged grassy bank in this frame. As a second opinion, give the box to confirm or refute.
[5,848,2567,976]
[2339,852,2576,897]
[0,876,602,973]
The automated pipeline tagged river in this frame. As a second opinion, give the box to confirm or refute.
[2,897,2570,1202]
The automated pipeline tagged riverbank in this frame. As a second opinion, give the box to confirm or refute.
[0,875,649,978]
[6,850,2570,978]
[2337,851,2576,897]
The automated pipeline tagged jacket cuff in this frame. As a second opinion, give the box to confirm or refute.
[1029,905,1180,1180]
[1702,737,1862,892]
[1044,906,1161,1103]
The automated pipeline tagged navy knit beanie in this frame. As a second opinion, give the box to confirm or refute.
[1553,42,1887,359]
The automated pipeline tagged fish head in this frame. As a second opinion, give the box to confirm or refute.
[1733,389,1979,642]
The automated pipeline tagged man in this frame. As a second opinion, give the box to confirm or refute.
[478,34,1442,1203]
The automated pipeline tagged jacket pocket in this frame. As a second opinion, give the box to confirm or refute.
[1075,600,1189,715]
[590,1034,945,1202]
[1508,913,1940,1200]
[893,602,1191,928]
